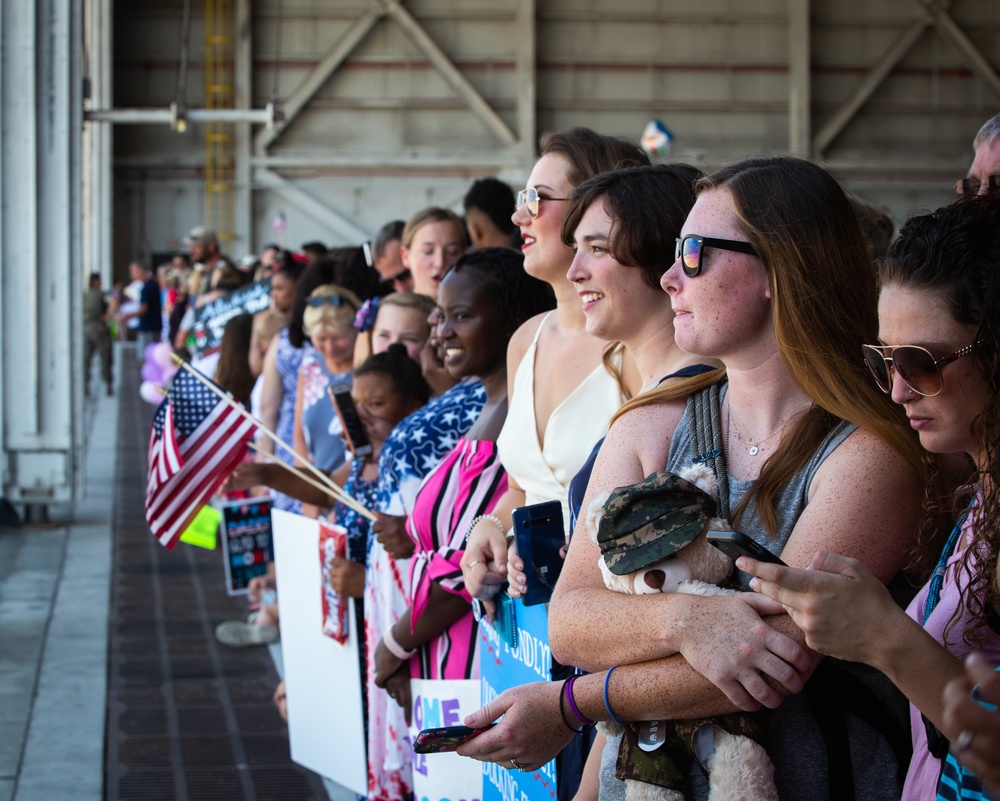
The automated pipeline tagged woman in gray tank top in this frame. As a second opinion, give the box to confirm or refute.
[471,157,930,801]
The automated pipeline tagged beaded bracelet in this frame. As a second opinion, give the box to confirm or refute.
[604,666,624,725]
[468,513,506,539]
[383,625,416,660]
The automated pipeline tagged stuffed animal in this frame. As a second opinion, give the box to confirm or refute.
[587,464,778,801]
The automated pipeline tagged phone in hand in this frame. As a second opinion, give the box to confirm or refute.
[412,723,496,753]
[474,591,518,648]
[328,385,373,458]
[512,500,566,606]
[706,530,787,567]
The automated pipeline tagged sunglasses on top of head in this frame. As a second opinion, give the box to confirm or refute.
[862,340,983,397]
[674,235,759,277]
[515,186,570,218]
[306,295,355,309]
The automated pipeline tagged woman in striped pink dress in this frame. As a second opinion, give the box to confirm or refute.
[373,248,556,696]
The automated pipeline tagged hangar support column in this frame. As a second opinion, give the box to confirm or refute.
[1,0,84,510]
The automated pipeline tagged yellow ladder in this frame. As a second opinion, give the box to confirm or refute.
[205,0,233,251]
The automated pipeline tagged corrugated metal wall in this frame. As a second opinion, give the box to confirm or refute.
[110,0,1000,269]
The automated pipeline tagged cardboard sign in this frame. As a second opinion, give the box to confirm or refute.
[272,510,367,795]
[480,600,558,801]
[409,678,483,801]
[190,278,271,358]
[319,521,350,644]
[221,496,273,595]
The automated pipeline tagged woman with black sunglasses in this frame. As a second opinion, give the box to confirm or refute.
[743,195,1000,801]
[467,157,934,800]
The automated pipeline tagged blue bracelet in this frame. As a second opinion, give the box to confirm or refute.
[604,666,624,725]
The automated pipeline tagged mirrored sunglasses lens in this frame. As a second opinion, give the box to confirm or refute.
[681,237,701,274]
[862,346,891,392]
[516,189,539,216]
[525,188,539,216]
[893,346,941,395]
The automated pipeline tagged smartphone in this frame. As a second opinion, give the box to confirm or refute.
[412,723,496,754]
[706,530,787,567]
[328,385,373,458]
[512,501,566,606]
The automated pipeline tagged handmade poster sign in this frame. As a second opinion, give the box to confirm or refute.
[272,510,367,795]
[221,496,273,595]
[319,521,349,644]
[409,678,483,801]
[190,278,271,358]
[480,600,558,801]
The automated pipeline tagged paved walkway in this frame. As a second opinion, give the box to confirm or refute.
[0,344,344,801]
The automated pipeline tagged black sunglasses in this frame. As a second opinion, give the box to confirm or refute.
[955,174,1000,196]
[391,269,413,287]
[674,235,759,277]
[862,341,983,397]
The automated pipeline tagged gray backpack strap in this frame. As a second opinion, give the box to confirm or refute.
[687,383,730,520]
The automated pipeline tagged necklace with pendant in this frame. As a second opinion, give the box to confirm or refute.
[727,398,785,457]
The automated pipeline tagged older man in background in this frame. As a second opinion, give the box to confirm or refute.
[957,112,1000,196]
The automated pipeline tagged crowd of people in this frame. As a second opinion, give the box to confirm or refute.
[94,114,1000,801]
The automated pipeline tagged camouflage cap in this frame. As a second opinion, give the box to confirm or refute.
[597,470,716,576]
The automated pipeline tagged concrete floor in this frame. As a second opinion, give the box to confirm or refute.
[0,344,352,801]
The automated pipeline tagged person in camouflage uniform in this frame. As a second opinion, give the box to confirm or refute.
[83,272,113,396]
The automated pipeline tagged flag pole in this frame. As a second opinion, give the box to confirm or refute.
[248,443,376,519]
[170,355,376,521]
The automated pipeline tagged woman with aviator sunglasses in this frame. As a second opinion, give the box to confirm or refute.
[458,128,648,801]
[461,127,649,602]
[743,195,1000,800]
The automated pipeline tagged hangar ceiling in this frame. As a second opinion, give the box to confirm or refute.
[104,0,1000,267]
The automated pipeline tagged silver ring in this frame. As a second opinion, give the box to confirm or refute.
[510,757,527,771]
[955,729,975,752]
[469,560,482,568]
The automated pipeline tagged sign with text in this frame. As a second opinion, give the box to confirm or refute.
[272,510,367,795]
[480,599,557,801]
[409,678,483,801]
[191,278,271,358]
[221,496,273,595]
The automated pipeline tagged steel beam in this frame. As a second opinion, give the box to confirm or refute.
[380,0,517,147]
[515,0,536,167]
[253,6,384,153]
[86,104,276,125]
[1,0,83,503]
[254,168,370,243]
[919,0,1000,100]
[812,17,929,155]
[787,0,811,157]
[233,0,252,253]
[83,0,113,287]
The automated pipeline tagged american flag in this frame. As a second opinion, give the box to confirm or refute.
[146,366,258,549]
